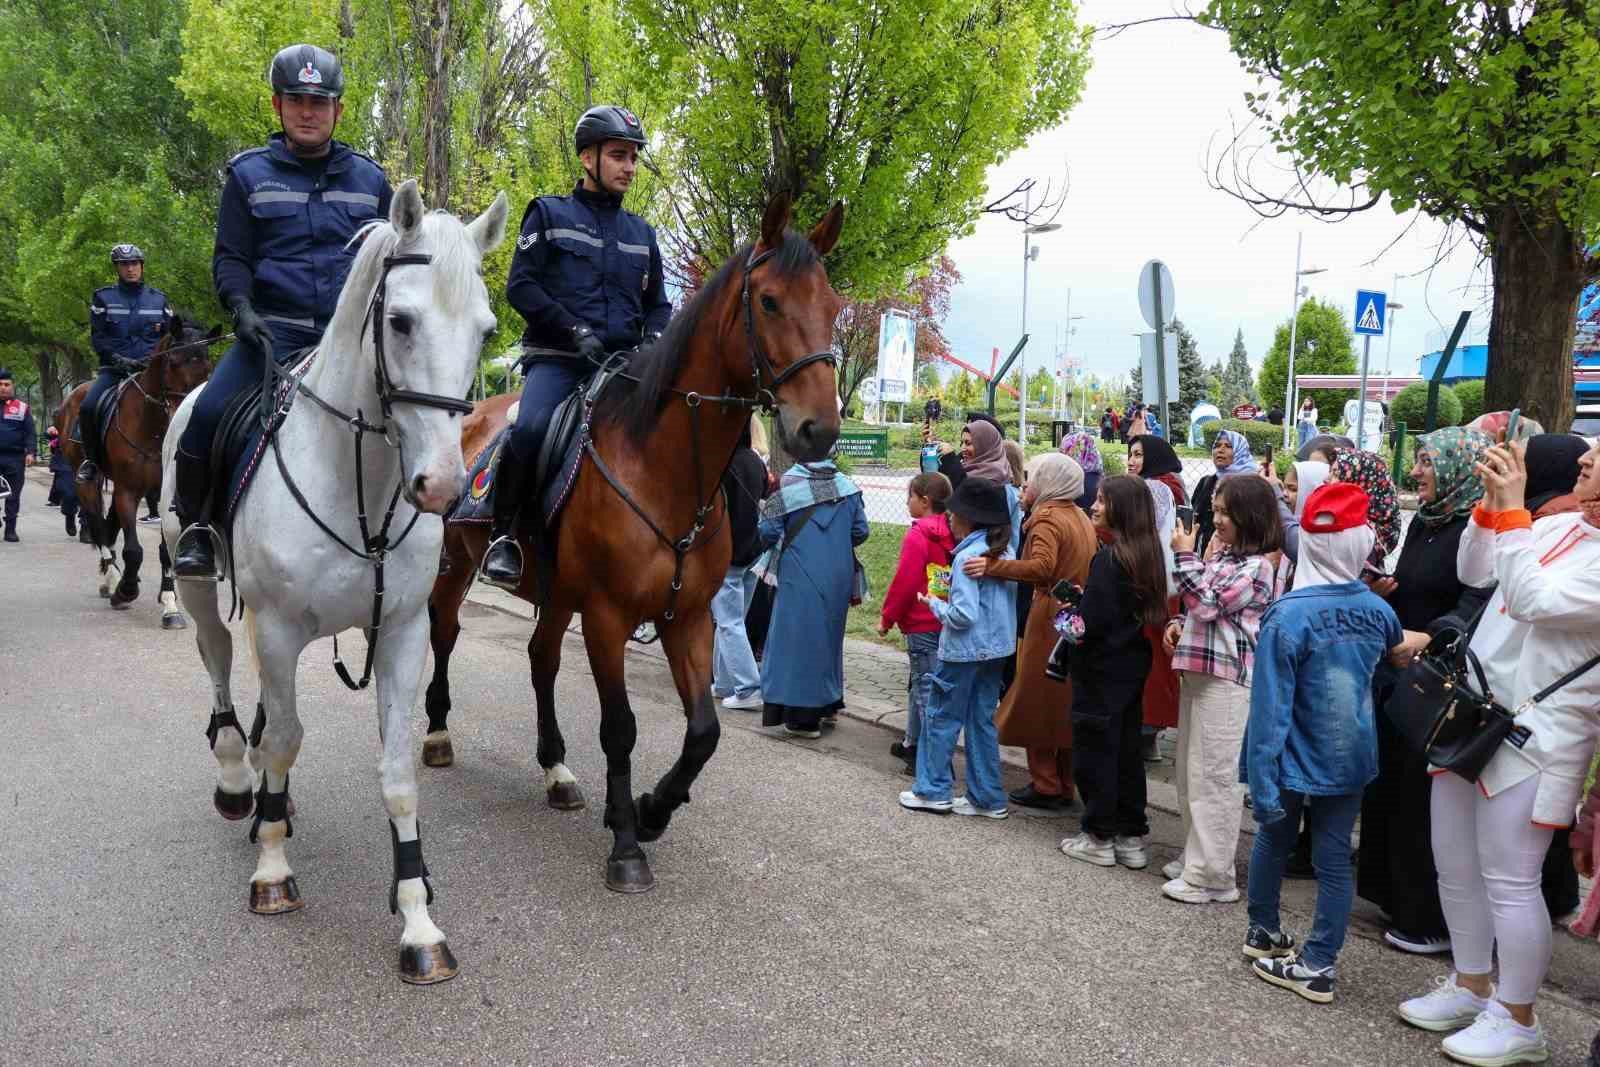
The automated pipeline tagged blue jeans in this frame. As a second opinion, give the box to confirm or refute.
[1247,790,1363,971]
[179,324,322,461]
[903,631,940,747]
[711,564,760,699]
[508,357,590,463]
[913,658,1006,810]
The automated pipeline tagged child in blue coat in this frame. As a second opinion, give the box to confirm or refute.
[899,477,1017,819]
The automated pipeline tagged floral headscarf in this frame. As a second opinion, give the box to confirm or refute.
[1415,427,1493,529]
[1330,448,1401,565]
[1058,430,1103,475]
[1213,429,1259,478]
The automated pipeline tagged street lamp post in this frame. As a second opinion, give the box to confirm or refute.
[1282,232,1327,447]
[1057,287,1084,422]
[1020,220,1061,443]
[1384,273,1404,377]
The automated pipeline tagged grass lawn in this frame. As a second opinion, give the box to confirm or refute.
[847,521,914,648]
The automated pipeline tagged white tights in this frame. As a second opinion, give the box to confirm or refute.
[1430,772,1554,1004]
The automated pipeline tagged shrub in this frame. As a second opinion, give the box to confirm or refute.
[1453,379,1485,425]
[1389,381,1460,433]
[1207,418,1282,459]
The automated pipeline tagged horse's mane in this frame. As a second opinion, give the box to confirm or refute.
[324,211,483,351]
[594,232,821,443]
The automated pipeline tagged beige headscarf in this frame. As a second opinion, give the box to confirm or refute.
[1024,452,1085,508]
[1003,440,1026,488]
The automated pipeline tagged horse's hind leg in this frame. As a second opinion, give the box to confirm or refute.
[422,543,472,767]
[157,540,187,630]
[80,480,118,598]
[530,608,583,810]
[582,604,651,893]
[179,565,252,820]
[108,485,143,609]
[636,606,721,845]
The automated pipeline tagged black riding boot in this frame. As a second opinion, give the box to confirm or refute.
[480,452,527,588]
[74,414,98,482]
[172,447,217,578]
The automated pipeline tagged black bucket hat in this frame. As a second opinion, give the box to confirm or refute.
[949,477,1010,527]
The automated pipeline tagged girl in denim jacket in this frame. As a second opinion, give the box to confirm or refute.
[899,478,1017,819]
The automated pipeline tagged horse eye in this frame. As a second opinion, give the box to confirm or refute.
[760,294,779,314]
[388,314,413,336]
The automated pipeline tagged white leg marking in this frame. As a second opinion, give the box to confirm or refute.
[250,818,293,885]
[213,706,253,795]
[545,763,578,790]
[159,590,179,616]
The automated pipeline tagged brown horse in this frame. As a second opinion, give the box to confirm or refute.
[59,319,220,621]
[425,193,843,892]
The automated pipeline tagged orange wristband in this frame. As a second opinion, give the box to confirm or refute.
[1491,509,1533,533]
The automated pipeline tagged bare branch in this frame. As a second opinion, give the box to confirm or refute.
[981,160,1071,224]
[1095,14,1215,41]
[1204,114,1383,222]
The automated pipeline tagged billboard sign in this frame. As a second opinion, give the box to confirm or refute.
[877,312,916,403]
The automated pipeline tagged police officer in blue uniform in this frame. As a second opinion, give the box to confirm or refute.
[0,367,37,542]
[480,105,673,588]
[172,43,393,578]
[78,244,174,480]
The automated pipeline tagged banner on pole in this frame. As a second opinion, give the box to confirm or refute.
[876,312,916,403]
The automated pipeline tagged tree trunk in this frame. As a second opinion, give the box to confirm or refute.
[414,0,453,210]
[1484,205,1584,432]
[31,348,59,421]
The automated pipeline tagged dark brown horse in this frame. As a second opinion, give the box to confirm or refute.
[425,194,844,892]
[59,319,219,621]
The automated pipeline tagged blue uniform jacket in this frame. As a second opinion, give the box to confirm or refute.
[929,530,1018,663]
[1243,581,1402,822]
[506,183,672,355]
[89,283,173,367]
[212,134,393,334]
[0,397,36,457]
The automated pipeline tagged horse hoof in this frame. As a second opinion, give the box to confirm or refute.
[634,792,669,843]
[248,877,304,915]
[98,587,111,599]
[213,786,254,821]
[162,612,188,631]
[604,851,655,894]
[546,782,585,811]
[399,941,459,985]
[110,587,138,609]
[421,733,454,768]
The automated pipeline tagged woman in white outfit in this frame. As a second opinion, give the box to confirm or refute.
[1396,437,1600,1066]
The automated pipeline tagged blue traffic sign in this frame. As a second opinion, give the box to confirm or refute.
[1354,289,1387,336]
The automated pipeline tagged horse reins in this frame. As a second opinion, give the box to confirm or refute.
[263,252,475,691]
[110,332,235,462]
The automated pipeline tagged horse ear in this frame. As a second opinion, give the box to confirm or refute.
[759,190,792,251]
[467,191,509,256]
[808,201,844,256]
[206,324,224,341]
[391,179,425,239]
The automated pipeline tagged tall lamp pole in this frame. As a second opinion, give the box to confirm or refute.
[1020,220,1061,443]
[1281,232,1327,447]
[1384,272,1404,378]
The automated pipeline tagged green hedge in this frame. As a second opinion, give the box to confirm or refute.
[1453,379,1485,425]
[1390,381,1460,434]
[1208,418,1283,459]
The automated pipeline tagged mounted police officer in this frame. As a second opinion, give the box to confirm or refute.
[0,367,37,542]
[78,244,173,480]
[172,43,393,578]
[480,105,673,588]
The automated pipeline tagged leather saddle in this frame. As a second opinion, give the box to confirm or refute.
[211,348,316,527]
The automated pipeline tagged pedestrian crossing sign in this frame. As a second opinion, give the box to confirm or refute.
[1354,290,1387,336]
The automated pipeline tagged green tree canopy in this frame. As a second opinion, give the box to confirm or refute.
[1125,318,1209,431]
[1256,297,1357,421]
[1221,328,1256,409]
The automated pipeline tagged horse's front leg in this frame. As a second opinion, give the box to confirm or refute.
[157,539,187,630]
[583,605,651,893]
[375,609,457,985]
[531,608,583,810]
[108,484,143,609]
[636,606,721,844]
[183,570,251,821]
[245,609,307,916]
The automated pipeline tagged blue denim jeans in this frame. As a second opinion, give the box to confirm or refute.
[1247,789,1363,972]
[903,631,940,747]
[913,658,1006,810]
[711,564,760,699]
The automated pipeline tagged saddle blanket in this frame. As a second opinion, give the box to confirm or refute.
[446,421,583,531]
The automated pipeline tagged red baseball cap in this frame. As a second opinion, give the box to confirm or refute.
[1302,482,1370,534]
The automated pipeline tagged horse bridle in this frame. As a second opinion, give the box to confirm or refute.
[739,246,837,411]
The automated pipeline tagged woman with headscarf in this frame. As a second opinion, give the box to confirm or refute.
[1355,428,1495,955]
[966,453,1098,809]
[1192,428,1258,557]
[937,417,1022,553]
[1127,434,1188,506]
[753,454,870,738]
[1524,433,1592,519]
[1059,430,1105,511]
[1328,448,1401,572]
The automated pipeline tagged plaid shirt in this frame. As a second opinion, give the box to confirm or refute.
[1171,549,1277,687]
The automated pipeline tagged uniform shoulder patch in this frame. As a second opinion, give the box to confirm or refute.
[516,231,540,251]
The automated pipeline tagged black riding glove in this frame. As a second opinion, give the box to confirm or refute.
[572,324,605,362]
[114,356,144,376]
[231,299,276,361]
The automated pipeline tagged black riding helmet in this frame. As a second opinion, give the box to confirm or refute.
[268,44,344,98]
[110,244,144,263]
[574,105,646,154]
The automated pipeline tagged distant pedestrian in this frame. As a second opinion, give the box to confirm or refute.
[1100,408,1117,443]
[753,453,869,738]
[899,478,1017,818]
[711,424,771,712]
[1058,430,1104,511]
[879,472,956,774]
[46,427,79,537]
[0,367,37,543]
[1128,406,1149,442]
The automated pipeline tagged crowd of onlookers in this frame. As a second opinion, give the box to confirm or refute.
[711,405,1600,1066]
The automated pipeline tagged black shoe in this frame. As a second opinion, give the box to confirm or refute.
[1252,955,1334,1004]
[172,446,216,578]
[64,514,76,537]
[3,527,17,543]
[173,525,216,578]
[1243,924,1297,960]
[1008,784,1071,810]
[1284,850,1315,880]
[481,535,523,588]
[890,740,916,762]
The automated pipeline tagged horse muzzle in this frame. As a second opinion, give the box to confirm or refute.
[404,468,465,515]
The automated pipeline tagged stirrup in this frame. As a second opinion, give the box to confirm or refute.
[175,522,229,583]
[76,460,99,483]
[479,534,524,592]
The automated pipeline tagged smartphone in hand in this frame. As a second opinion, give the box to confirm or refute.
[1051,579,1082,605]
[1175,504,1195,534]
[1505,408,1521,444]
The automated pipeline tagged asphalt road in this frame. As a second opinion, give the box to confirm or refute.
[3,471,1597,1066]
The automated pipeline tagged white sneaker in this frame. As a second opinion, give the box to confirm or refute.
[1113,836,1149,869]
[1439,1001,1548,1065]
[1162,859,1184,881]
[951,797,1008,820]
[1060,832,1116,867]
[1398,974,1494,1033]
[1161,876,1240,904]
[721,692,762,711]
[898,790,952,814]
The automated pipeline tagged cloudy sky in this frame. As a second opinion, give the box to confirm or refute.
[938,0,1491,403]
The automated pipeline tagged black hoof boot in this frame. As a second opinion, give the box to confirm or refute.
[399,941,459,985]
[480,535,523,589]
[109,578,140,610]
[213,785,255,821]
[634,791,673,843]
[604,848,655,894]
[174,526,217,579]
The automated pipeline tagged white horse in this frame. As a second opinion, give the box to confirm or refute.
[161,179,508,985]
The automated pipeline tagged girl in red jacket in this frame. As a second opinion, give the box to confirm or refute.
[880,472,956,773]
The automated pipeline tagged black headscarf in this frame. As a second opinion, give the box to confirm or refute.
[1132,434,1182,479]
[1296,433,1355,462]
[1524,433,1590,514]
